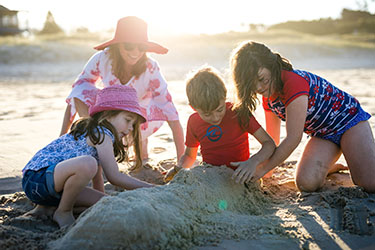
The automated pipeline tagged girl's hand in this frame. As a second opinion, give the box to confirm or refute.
[231,159,257,184]
[163,165,182,183]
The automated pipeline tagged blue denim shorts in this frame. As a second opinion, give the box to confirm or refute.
[22,164,61,206]
[319,108,371,147]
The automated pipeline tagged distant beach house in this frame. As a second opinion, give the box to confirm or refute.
[0,5,24,36]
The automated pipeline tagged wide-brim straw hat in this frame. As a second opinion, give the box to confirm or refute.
[94,16,168,54]
[89,85,147,123]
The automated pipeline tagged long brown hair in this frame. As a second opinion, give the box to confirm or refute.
[231,41,293,128]
[108,44,148,84]
[70,110,143,170]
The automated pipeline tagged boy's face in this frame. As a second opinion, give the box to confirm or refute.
[196,99,226,125]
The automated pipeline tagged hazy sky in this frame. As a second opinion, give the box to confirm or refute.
[2,0,374,35]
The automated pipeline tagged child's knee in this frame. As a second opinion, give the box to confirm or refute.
[352,177,375,193]
[80,156,98,177]
[295,175,324,192]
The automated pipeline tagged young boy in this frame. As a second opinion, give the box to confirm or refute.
[164,67,275,184]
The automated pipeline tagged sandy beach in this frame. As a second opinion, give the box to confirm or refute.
[0,34,375,249]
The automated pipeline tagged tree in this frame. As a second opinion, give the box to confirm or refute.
[39,11,63,34]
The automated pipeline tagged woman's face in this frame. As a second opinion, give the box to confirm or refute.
[254,67,274,98]
[119,43,146,66]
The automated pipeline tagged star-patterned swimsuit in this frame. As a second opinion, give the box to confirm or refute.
[262,70,371,146]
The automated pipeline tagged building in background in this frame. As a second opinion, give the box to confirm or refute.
[0,5,25,36]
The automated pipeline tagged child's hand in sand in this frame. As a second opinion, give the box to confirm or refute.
[163,165,182,183]
[230,159,257,184]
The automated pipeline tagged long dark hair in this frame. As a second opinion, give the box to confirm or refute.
[69,110,143,170]
[231,41,293,128]
[108,44,148,84]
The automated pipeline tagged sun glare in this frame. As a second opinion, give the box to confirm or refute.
[1,0,374,35]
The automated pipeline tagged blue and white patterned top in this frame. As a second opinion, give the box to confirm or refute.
[22,126,115,173]
[262,70,371,138]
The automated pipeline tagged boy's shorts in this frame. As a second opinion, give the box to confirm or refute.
[22,164,61,207]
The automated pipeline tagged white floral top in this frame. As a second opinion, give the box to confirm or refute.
[67,49,179,126]
[23,127,114,173]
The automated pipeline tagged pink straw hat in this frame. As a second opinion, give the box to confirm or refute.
[89,85,147,123]
[94,16,168,54]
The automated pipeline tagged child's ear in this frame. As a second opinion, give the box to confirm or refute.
[189,104,196,111]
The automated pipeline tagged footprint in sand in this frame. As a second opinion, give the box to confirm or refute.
[151,147,166,154]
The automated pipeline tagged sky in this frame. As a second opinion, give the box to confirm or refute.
[1,0,374,35]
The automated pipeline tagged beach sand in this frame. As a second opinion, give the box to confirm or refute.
[1,37,375,249]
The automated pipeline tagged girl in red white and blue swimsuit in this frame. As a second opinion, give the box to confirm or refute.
[231,41,375,193]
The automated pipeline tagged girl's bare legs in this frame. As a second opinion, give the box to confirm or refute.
[295,137,342,192]
[24,205,55,218]
[24,165,105,219]
[328,163,348,174]
[53,156,105,228]
[340,121,375,192]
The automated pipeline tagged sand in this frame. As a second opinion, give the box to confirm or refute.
[1,38,375,249]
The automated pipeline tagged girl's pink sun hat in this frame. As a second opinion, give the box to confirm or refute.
[89,85,147,123]
[94,16,168,54]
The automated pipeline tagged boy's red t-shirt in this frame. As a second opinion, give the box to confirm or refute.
[185,102,261,169]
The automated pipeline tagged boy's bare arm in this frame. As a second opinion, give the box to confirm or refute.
[164,146,198,182]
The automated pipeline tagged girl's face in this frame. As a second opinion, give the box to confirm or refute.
[119,43,146,66]
[254,67,273,98]
[107,111,138,139]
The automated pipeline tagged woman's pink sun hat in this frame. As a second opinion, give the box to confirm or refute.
[89,85,147,123]
[94,16,168,54]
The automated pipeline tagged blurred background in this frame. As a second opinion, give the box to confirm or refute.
[0,0,374,84]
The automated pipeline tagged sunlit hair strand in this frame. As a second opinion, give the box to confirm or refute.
[230,41,293,128]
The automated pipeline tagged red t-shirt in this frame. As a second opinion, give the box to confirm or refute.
[185,103,261,169]
[262,70,309,112]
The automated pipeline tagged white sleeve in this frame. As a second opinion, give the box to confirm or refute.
[66,51,103,118]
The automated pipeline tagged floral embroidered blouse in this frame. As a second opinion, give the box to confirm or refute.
[66,49,179,123]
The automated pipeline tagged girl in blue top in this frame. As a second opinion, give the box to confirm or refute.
[22,85,153,228]
[231,41,375,193]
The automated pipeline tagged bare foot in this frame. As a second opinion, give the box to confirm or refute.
[328,163,349,175]
[53,209,75,229]
[23,205,56,219]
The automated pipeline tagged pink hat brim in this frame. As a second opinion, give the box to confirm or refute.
[89,106,147,124]
[94,39,168,54]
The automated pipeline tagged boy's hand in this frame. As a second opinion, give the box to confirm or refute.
[230,159,257,184]
[163,165,182,183]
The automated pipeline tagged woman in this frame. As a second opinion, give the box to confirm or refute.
[60,16,184,162]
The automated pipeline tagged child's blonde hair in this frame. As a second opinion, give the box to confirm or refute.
[186,66,227,112]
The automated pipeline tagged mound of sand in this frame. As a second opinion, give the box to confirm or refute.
[50,165,282,249]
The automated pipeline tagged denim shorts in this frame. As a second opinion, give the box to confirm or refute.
[319,108,371,147]
[22,164,61,206]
